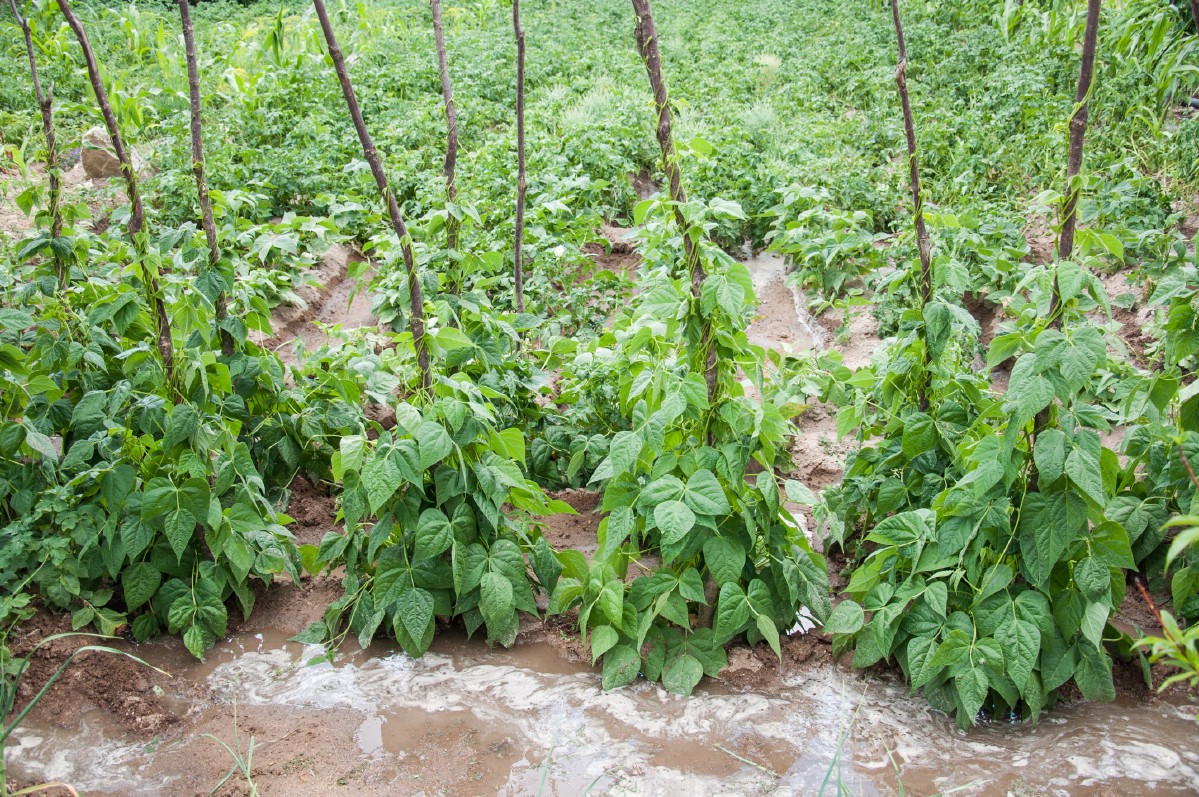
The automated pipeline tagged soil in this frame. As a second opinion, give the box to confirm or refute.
[281,474,339,548]
[1024,215,1057,265]
[814,305,882,370]
[540,488,602,554]
[627,168,660,201]
[256,243,380,366]
[580,224,640,282]
[1097,266,1157,369]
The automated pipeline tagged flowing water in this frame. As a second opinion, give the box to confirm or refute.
[8,627,1199,796]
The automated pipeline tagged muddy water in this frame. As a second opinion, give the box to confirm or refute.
[744,251,826,354]
[9,625,1199,796]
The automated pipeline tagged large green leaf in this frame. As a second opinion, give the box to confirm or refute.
[414,508,454,561]
[396,587,435,650]
[684,470,730,516]
[415,421,454,470]
[165,509,196,562]
[702,536,745,586]
[655,500,696,545]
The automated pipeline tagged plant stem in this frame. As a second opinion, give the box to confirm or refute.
[312,0,432,392]
[7,0,64,289]
[58,0,175,383]
[513,0,527,314]
[630,0,717,407]
[179,0,234,357]
[430,0,459,255]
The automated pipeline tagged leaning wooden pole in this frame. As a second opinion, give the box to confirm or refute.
[8,0,63,288]
[430,0,459,254]
[1057,0,1101,264]
[58,0,174,380]
[513,0,527,313]
[1191,1,1199,36]
[890,0,932,306]
[312,0,432,391]
[630,0,717,406]
[179,0,234,357]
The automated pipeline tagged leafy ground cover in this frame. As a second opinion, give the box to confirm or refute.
[1,1,1198,788]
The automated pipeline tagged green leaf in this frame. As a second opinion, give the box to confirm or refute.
[1007,353,1055,423]
[1065,448,1106,506]
[414,508,453,561]
[165,509,196,562]
[122,562,161,612]
[702,536,745,586]
[662,653,704,695]
[1080,601,1108,650]
[601,643,641,690]
[1033,429,1067,484]
[607,431,643,478]
[684,470,730,516]
[655,500,696,545]
[955,666,989,725]
[714,582,750,643]
[590,625,619,664]
[1074,557,1109,602]
[362,455,403,514]
[995,617,1039,692]
[164,403,200,450]
[1074,644,1115,702]
[823,600,865,635]
[480,571,515,630]
[901,413,936,459]
[756,614,782,660]
[396,587,435,652]
[923,302,953,361]
[1090,521,1135,569]
[183,624,209,659]
[638,475,686,509]
[415,421,454,470]
[23,427,57,461]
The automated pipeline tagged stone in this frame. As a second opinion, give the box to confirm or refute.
[80,125,141,179]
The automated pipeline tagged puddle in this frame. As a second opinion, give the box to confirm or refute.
[8,623,1199,796]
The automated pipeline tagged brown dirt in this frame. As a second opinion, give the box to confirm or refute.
[628,168,660,201]
[962,290,1002,348]
[717,632,839,691]
[789,403,853,490]
[540,488,602,555]
[580,224,640,282]
[1098,266,1157,369]
[1024,215,1057,265]
[257,243,379,366]
[815,305,883,370]
[6,611,186,739]
[283,474,340,548]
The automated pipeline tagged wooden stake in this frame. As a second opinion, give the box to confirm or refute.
[1057,0,1101,264]
[430,0,459,254]
[630,0,717,405]
[311,0,432,391]
[179,0,234,356]
[890,0,931,305]
[513,0,527,313]
[58,0,174,381]
[7,0,63,290]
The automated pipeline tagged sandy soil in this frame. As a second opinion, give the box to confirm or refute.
[255,243,380,366]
